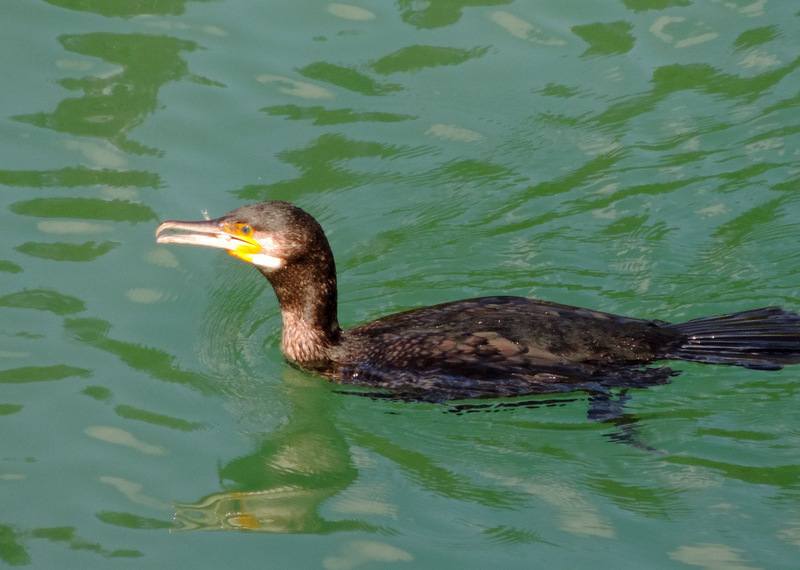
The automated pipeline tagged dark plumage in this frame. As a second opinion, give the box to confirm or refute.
[156,201,800,402]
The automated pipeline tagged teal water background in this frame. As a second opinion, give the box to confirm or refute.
[2,0,800,567]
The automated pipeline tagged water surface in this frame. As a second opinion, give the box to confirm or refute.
[2,0,799,567]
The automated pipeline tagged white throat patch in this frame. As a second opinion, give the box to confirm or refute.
[250,235,284,269]
[250,253,284,269]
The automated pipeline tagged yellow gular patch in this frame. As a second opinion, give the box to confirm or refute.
[228,234,284,269]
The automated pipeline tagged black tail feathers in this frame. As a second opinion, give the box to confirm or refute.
[663,307,800,371]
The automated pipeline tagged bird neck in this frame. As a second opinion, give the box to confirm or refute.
[262,258,341,365]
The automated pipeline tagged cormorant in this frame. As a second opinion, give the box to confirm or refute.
[156,201,800,402]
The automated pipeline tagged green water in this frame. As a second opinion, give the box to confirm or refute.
[2,0,800,567]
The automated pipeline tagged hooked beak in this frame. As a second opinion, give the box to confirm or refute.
[155,218,262,263]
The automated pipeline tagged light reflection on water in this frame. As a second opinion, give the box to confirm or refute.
[1,0,800,567]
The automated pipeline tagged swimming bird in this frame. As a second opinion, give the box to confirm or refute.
[155,201,800,402]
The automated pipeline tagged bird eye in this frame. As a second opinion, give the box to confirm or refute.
[240,224,253,236]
